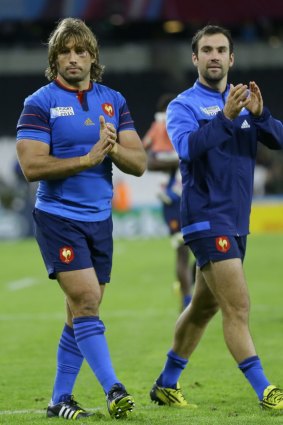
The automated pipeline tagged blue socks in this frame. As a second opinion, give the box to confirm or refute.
[73,316,119,394]
[52,324,83,404]
[238,355,270,400]
[157,349,188,388]
[183,295,192,309]
[157,352,270,400]
[156,351,270,400]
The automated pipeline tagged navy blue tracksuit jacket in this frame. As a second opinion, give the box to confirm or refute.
[167,80,283,243]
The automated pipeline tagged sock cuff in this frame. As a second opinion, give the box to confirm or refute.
[63,323,75,337]
[238,355,260,372]
[73,316,105,342]
[167,349,188,369]
[73,316,100,324]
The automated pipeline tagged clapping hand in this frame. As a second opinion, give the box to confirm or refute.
[245,81,263,117]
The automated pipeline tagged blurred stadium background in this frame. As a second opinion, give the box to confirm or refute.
[1,0,283,239]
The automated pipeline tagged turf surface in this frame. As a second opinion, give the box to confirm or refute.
[1,234,283,424]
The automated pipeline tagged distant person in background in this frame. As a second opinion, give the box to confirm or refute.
[143,94,195,310]
[265,152,283,194]
[112,178,132,213]
[13,160,36,236]
[16,17,146,420]
[150,25,283,411]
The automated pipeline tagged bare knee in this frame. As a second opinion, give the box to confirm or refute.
[58,269,103,318]
[203,302,219,322]
[69,291,101,317]
[221,297,250,323]
[187,299,219,326]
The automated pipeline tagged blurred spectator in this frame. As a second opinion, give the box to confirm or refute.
[239,21,259,43]
[255,145,283,195]
[265,152,283,194]
[143,93,195,310]
[13,159,36,236]
[112,178,132,212]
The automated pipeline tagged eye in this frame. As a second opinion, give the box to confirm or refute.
[76,49,87,57]
[59,49,69,55]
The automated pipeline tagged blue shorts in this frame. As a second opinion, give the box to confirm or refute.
[33,208,113,282]
[162,199,181,235]
[188,235,247,269]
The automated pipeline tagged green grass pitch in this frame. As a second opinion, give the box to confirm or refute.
[0,234,283,424]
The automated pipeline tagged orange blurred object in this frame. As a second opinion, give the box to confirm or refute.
[112,179,132,212]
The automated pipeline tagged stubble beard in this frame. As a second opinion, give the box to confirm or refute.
[58,66,90,86]
[62,71,84,85]
[203,68,225,85]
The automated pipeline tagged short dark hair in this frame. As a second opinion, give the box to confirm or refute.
[191,25,233,55]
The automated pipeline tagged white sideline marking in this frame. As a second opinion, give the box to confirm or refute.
[0,309,168,321]
[0,407,106,415]
[0,409,44,415]
[0,312,65,321]
[7,277,39,291]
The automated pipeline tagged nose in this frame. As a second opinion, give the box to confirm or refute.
[210,49,220,61]
[68,50,78,62]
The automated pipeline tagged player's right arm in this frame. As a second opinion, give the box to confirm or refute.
[167,97,234,162]
[16,115,115,182]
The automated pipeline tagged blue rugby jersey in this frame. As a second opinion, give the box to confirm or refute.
[17,80,136,221]
[167,80,283,242]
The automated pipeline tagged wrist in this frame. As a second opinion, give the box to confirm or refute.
[222,108,233,121]
[252,108,263,117]
[79,153,91,167]
[110,143,118,154]
[251,107,270,122]
[221,110,233,122]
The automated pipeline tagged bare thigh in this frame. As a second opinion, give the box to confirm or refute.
[201,258,250,314]
[65,284,106,326]
[172,268,219,357]
[57,267,103,318]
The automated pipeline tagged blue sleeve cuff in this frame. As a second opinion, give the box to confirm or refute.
[251,107,271,122]
[17,129,50,144]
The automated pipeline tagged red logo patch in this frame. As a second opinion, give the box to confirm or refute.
[102,103,114,117]
[59,246,74,264]
[169,219,179,231]
[215,236,231,253]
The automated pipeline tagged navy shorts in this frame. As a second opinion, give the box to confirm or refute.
[33,208,113,282]
[162,199,181,235]
[188,235,247,269]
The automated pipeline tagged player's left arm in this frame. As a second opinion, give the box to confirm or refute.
[247,81,283,149]
[108,129,147,176]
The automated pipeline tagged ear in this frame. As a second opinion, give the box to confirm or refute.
[192,52,198,67]
[229,52,234,68]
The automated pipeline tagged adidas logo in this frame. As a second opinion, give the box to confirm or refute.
[241,120,250,129]
[59,406,77,419]
[84,118,95,126]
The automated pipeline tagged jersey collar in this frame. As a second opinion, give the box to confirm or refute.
[54,78,93,93]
